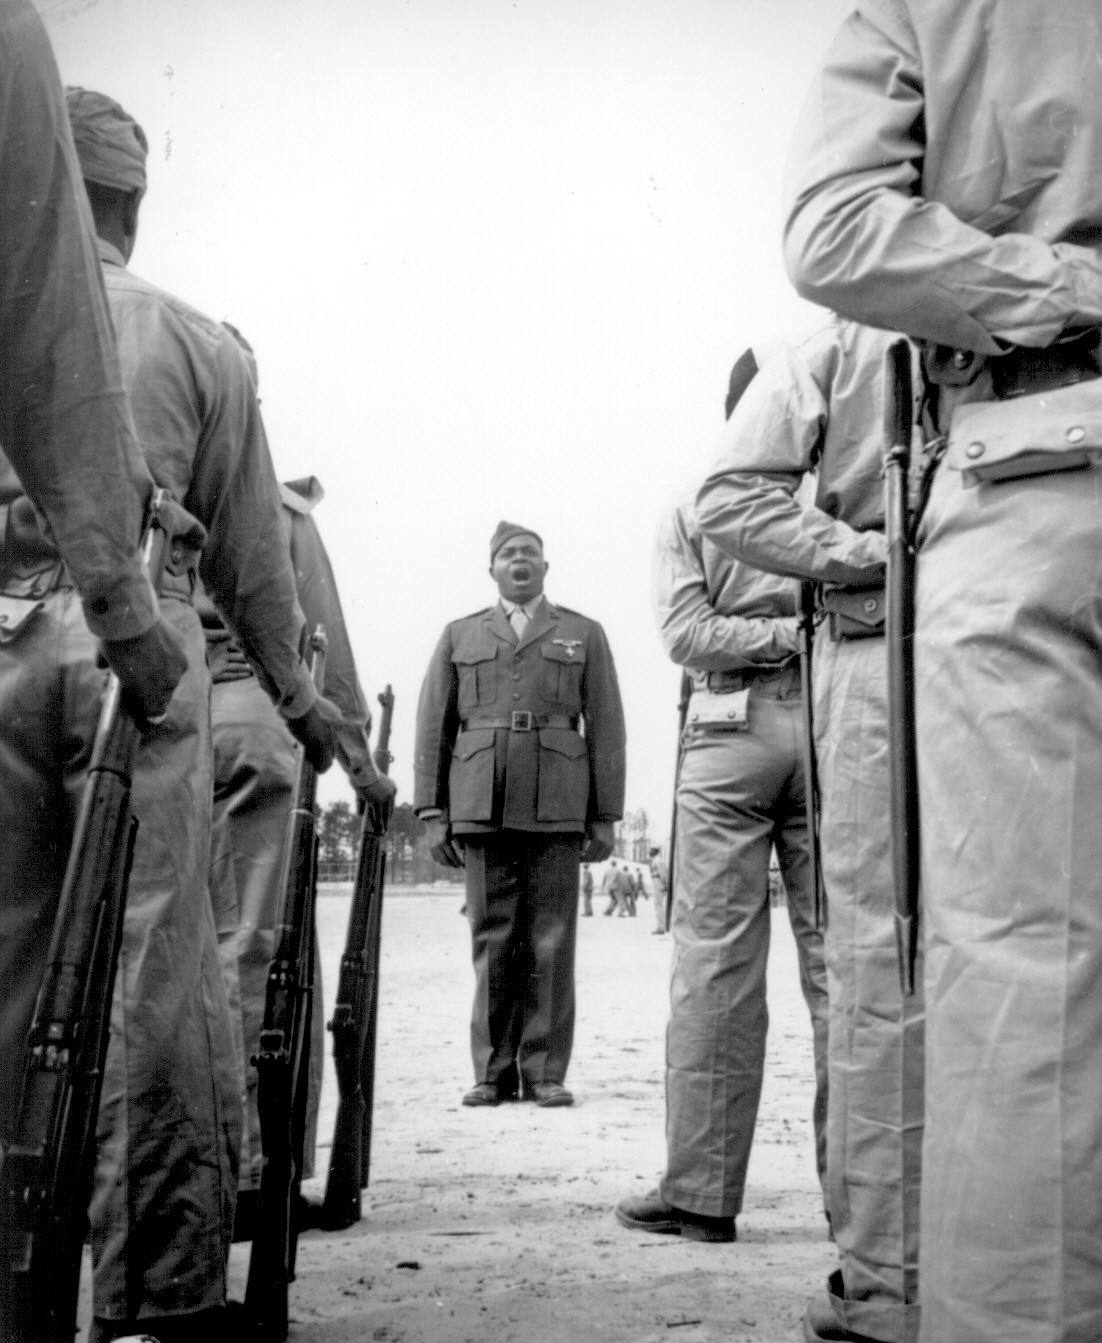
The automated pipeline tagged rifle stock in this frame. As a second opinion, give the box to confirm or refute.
[798,581,826,929]
[664,672,692,933]
[321,686,394,1230]
[0,491,173,1343]
[884,339,921,996]
[245,627,328,1342]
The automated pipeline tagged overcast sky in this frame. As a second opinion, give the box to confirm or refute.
[38,0,849,829]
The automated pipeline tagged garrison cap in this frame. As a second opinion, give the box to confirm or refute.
[65,86,148,198]
[490,520,543,562]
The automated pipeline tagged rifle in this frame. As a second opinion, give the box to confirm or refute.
[320,685,395,1230]
[0,490,176,1343]
[798,581,826,929]
[245,626,328,1342]
[884,339,920,996]
[664,671,693,932]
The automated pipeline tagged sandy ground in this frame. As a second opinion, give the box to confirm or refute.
[81,883,835,1342]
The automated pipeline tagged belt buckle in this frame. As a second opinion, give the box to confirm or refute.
[511,710,533,731]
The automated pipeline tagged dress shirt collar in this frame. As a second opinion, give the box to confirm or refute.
[499,594,545,622]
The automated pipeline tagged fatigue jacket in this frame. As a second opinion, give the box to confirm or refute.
[653,491,799,683]
[414,598,626,835]
[783,0,1102,353]
[0,1,156,641]
[93,240,315,717]
[696,320,900,589]
[197,475,376,787]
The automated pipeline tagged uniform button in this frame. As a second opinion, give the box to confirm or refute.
[863,597,879,614]
[1067,425,1087,444]
[512,692,521,701]
[512,673,520,681]
[966,442,985,459]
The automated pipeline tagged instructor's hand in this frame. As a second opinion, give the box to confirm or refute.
[426,817,464,869]
[582,821,614,863]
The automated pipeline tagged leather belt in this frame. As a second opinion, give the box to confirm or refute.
[991,328,1101,400]
[702,660,795,693]
[462,713,577,733]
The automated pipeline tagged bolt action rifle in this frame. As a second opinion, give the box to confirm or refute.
[663,671,693,932]
[884,339,921,996]
[798,581,826,929]
[320,685,395,1230]
[0,489,185,1343]
[245,626,328,1342]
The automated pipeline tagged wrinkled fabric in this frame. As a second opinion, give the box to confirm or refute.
[784,0,1102,353]
[784,4,1102,1340]
[0,593,238,1323]
[65,85,148,197]
[914,401,1102,1343]
[206,481,374,1189]
[697,318,899,589]
[814,634,923,1343]
[661,664,827,1219]
[98,239,315,720]
[209,675,324,1188]
[653,489,800,672]
[0,1,155,640]
[695,322,923,1341]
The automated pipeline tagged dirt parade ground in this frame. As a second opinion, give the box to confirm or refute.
[79,883,835,1343]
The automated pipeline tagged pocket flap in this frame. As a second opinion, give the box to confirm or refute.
[454,727,497,760]
[947,380,1102,485]
[540,640,587,665]
[452,646,497,667]
[538,727,587,758]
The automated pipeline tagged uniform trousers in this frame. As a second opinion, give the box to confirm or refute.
[812,632,924,1343]
[209,673,325,1191]
[0,591,238,1323]
[915,445,1102,1343]
[660,665,827,1219]
[460,831,582,1091]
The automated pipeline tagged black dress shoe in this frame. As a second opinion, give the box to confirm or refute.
[530,1081,574,1107]
[462,1082,501,1107]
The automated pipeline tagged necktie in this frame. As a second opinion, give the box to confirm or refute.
[509,607,529,640]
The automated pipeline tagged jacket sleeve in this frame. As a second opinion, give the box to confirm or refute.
[187,332,315,719]
[653,502,798,671]
[413,626,460,815]
[287,507,376,787]
[695,344,887,587]
[580,620,626,824]
[0,1,157,641]
[782,0,1102,351]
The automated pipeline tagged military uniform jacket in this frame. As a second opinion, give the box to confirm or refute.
[414,599,626,835]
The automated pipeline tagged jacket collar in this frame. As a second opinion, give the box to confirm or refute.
[485,597,559,647]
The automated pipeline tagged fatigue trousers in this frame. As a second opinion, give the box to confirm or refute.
[0,591,238,1324]
[813,633,924,1343]
[915,453,1102,1343]
[460,832,582,1091]
[660,665,828,1219]
[209,673,325,1191]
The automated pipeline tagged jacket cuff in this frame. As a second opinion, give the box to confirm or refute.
[82,557,159,641]
[275,662,319,720]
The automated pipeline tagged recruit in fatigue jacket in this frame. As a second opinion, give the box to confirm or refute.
[0,236,317,1326]
[414,598,625,1090]
[785,5,1102,1342]
[653,494,827,1222]
[698,319,923,1343]
[204,476,375,1194]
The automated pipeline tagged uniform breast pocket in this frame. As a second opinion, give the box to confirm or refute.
[452,647,498,708]
[539,641,586,705]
